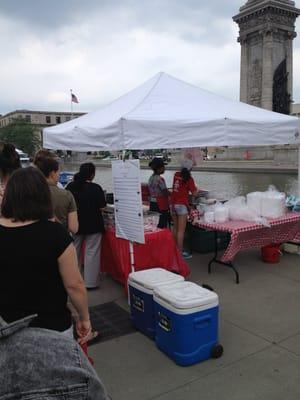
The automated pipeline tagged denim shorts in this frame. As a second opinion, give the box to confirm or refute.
[172,204,188,216]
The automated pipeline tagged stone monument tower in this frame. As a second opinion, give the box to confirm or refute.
[233,0,300,114]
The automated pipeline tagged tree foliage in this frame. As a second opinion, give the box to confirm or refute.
[0,117,41,156]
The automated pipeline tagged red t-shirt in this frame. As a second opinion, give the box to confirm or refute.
[171,172,197,206]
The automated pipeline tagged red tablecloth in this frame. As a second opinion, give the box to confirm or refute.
[191,212,300,263]
[101,228,190,286]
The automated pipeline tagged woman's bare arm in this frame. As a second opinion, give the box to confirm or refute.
[58,243,89,321]
[68,211,79,234]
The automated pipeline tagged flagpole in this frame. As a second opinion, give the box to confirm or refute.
[70,89,73,119]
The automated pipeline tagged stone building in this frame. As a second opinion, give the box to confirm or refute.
[0,109,85,141]
[216,1,300,163]
[233,0,300,113]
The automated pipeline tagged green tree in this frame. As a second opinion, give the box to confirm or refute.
[0,117,41,156]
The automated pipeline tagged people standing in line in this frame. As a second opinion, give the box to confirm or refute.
[0,314,109,400]
[33,149,57,164]
[66,163,106,289]
[34,156,78,234]
[33,149,65,188]
[0,167,92,343]
[148,157,170,229]
[170,159,198,260]
[0,142,21,207]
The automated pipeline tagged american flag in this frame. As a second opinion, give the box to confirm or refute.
[71,93,79,103]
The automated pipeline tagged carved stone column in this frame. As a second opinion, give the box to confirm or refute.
[239,37,249,103]
[233,0,300,113]
[261,30,274,110]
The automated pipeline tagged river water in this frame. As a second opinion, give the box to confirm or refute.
[63,165,298,199]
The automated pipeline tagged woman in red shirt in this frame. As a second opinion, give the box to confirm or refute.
[171,159,198,259]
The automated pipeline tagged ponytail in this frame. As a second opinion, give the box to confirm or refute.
[181,167,191,183]
[72,162,95,189]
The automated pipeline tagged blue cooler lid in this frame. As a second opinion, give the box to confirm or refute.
[59,171,74,186]
[154,281,218,313]
[128,268,184,291]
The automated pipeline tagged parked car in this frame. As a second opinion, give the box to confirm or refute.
[16,149,30,166]
[154,154,169,164]
[102,156,119,161]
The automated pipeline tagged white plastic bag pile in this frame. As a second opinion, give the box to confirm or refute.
[202,186,286,225]
[214,203,229,223]
[247,186,286,219]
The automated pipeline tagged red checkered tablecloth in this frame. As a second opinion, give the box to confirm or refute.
[191,212,300,263]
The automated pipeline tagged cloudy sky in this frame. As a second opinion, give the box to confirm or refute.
[1,0,300,115]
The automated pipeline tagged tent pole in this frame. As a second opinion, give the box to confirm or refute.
[298,145,300,198]
[129,241,135,272]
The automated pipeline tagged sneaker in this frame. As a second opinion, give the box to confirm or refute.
[182,251,192,260]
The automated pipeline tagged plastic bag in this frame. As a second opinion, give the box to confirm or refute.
[246,192,263,216]
[261,185,286,219]
[229,205,270,226]
[204,211,215,223]
[226,196,246,208]
[214,203,229,223]
[226,196,246,220]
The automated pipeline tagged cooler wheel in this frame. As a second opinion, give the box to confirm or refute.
[211,344,223,359]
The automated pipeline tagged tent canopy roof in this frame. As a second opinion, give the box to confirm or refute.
[43,72,300,151]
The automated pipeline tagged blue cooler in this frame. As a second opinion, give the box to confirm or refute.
[128,269,184,339]
[154,281,222,366]
[59,171,74,187]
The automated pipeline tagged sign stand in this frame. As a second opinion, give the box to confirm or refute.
[298,145,300,198]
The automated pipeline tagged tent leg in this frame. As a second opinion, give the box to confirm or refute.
[298,145,300,198]
[129,241,135,272]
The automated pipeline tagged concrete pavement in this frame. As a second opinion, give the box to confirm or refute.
[88,248,300,400]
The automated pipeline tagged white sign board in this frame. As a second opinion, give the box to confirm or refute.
[112,160,145,244]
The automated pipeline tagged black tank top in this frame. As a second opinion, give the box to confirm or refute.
[0,220,73,331]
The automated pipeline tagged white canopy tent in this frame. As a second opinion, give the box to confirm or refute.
[43,72,300,194]
[43,72,300,151]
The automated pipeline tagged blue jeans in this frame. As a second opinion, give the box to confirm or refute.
[0,315,109,399]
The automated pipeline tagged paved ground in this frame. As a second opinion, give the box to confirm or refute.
[88,248,300,400]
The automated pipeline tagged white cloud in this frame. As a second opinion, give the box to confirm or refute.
[0,7,241,114]
[0,1,300,114]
